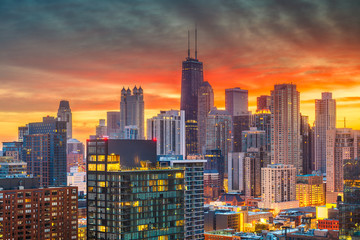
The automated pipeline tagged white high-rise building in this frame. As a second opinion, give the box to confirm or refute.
[271,84,301,174]
[259,164,299,211]
[57,100,72,139]
[147,110,185,156]
[315,92,336,173]
[120,86,144,139]
[326,128,360,203]
[228,152,245,193]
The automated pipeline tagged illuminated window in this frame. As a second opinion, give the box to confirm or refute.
[98,182,106,187]
[88,164,96,171]
[98,155,105,162]
[107,163,120,172]
[99,226,106,232]
[175,172,183,178]
[97,164,105,171]
[107,154,120,162]
[89,155,96,162]
[137,224,148,231]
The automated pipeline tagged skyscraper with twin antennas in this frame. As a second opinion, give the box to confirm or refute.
[180,27,204,156]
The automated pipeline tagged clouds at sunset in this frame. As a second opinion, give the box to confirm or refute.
[1,0,360,143]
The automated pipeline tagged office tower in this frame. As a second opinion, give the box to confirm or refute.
[300,115,313,174]
[326,128,360,203]
[339,159,360,238]
[241,127,267,152]
[180,29,204,156]
[67,166,86,195]
[228,152,245,193]
[206,108,232,174]
[259,164,299,210]
[253,109,271,152]
[296,174,325,207]
[86,139,185,240]
[95,119,107,137]
[232,114,251,152]
[198,81,214,154]
[124,125,138,139]
[147,110,185,156]
[0,177,78,239]
[107,111,121,138]
[57,100,72,139]
[0,156,27,178]
[120,86,144,139]
[244,150,262,198]
[315,92,336,173]
[2,141,23,161]
[23,116,67,187]
[257,95,271,111]
[67,138,85,155]
[225,87,249,116]
[271,84,301,173]
[159,157,206,240]
[204,149,225,191]
[18,125,28,142]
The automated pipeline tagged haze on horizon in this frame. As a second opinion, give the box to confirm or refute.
[1,0,360,144]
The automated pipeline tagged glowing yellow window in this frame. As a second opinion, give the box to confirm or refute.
[107,154,120,162]
[98,155,105,162]
[98,182,106,187]
[158,236,168,240]
[138,224,148,231]
[88,164,96,171]
[99,226,106,232]
[175,172,183,178]
[97,164,105,171]
[107,163,120,172]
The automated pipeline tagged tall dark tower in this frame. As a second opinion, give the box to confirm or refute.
[180,28,204,156]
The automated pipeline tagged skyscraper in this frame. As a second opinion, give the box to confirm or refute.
[95,119,107,137]
[257,95,271,111]
[22,116,67,187]
[225,87,249,116]
[120,86,144,139]
[180,29,204,155]
[107,111,121,138]
[315,92,336,173]
[326,128,360,203]
[198,81,214,154]
[57,100,72,139]
[253,109,271,152]
[206,108,232,175]
[147,110,185,156]
[300,115,314,175]
[271,84,301,174]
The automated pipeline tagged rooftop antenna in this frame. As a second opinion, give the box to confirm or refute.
[195,24,198,60]
[188,30,190,59]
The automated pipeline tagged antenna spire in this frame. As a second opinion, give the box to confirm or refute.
[188,30,190,59]
[195,24,198,60]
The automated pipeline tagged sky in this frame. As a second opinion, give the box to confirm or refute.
[1,0,360,145]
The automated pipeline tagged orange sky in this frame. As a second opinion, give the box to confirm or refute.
[1,1,360,146]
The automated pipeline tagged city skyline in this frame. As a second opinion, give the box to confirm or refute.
[2,1,360,145]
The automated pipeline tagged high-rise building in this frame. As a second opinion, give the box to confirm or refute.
[57,100,72,139]
[180,29,204,156]
[326,128,360,203]
[315,92,336,173]
[198,81,214,154]
[204,169,222,202]
[296,174,325,207]
[23,116,67,187]
[147,110,185,156]
[271,84,301,173]
[206,108,232,175]
[258,164,299,211]
[244,150,262,198]
[0,177,78,239]
[86,139,185,240]
[225,87,248,116]
[232,114,251,152]
[124,125,139,139]
[107,111,121,138]
[159,157,206,240]
[120,86,144,139]
[0,156,27,178]
[253,109,271,152]
[339,159,360,238]
[204,149,225,191]
[67,138,85,155]
[241,127,267,152]
[18,125,28,142]
[95,119,107,137]
[228,152,245,193]
[257,95,271,111]
[300,115,314,175]
[2,141,23,161]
